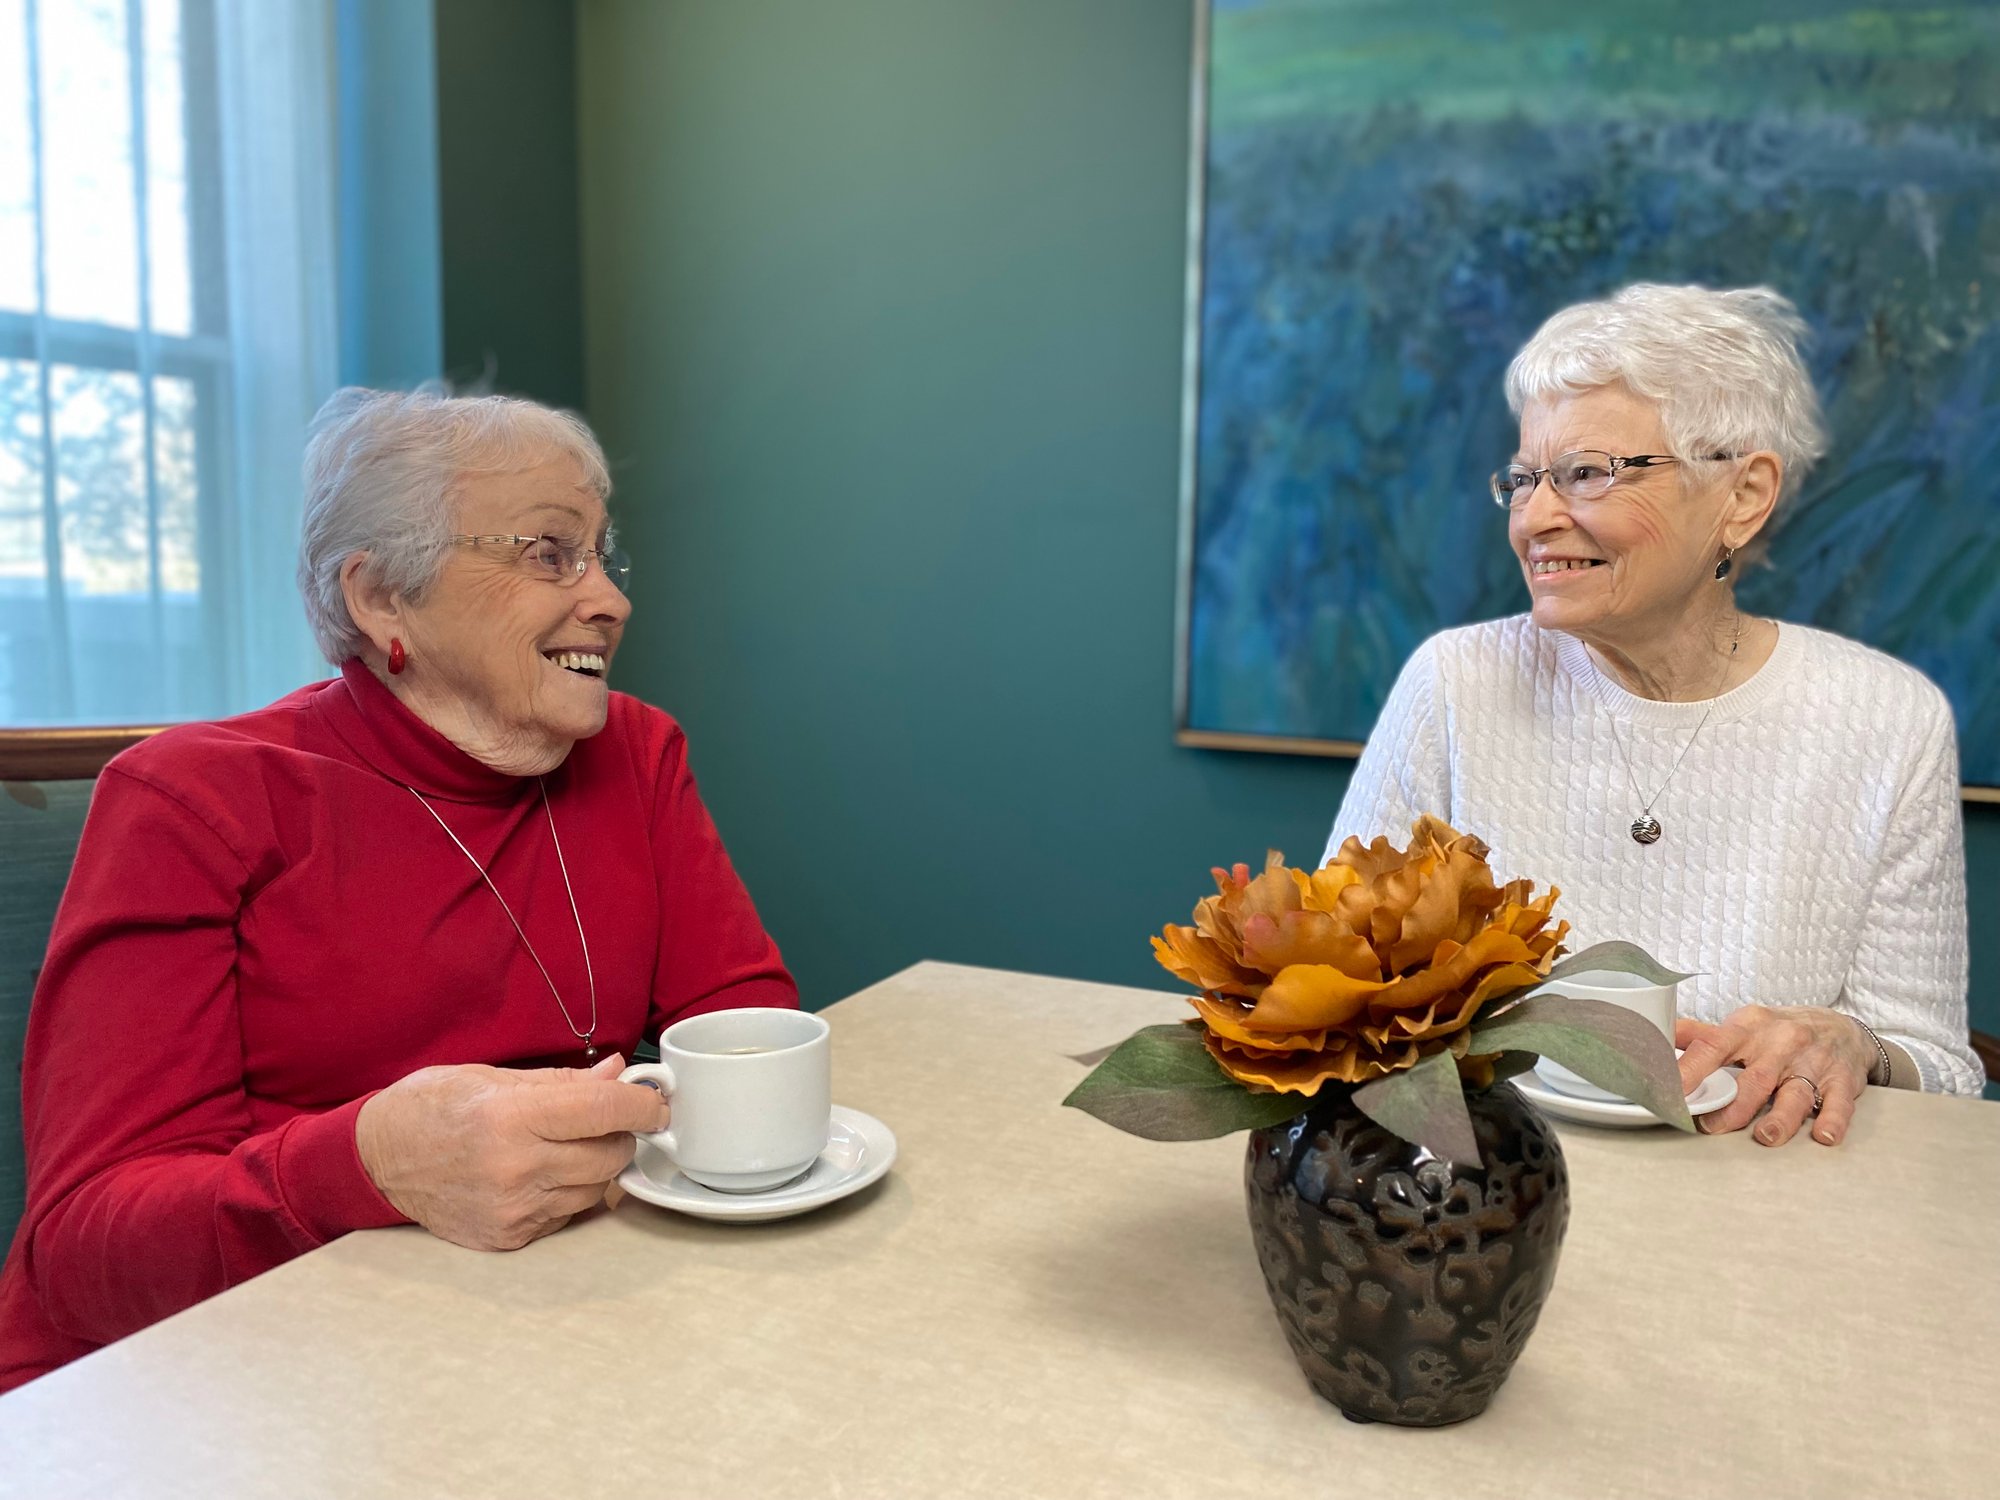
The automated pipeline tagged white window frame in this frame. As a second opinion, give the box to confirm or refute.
[4,0,336,728]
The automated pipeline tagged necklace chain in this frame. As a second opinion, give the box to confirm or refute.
[1603,614,1746,846]
[1608,706,1712,822]
[406,778,600,1058]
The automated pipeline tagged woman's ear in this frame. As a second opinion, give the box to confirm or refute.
[339,552,401,657]
[1722,451,1783,552]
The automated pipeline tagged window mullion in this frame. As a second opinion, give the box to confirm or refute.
[125,0,168,714]
[23,0,76,722]
[179,0,228,716]
[0,311,230,371]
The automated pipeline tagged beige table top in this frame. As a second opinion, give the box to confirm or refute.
[2,961,1995,1499]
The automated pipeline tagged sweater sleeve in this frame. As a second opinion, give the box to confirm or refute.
[646,730,800,1033]
[1323,636,1453,864]
[16,767,407,1348]
[1838,702,1983,1095]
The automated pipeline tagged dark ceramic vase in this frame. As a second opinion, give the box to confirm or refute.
[1244,1081,1569,1427]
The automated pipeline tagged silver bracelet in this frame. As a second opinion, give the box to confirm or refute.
[1852,1017,1894,1088]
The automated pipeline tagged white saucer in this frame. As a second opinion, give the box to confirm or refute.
[618,1105,897,1223]
[1513,1059,1737,1129]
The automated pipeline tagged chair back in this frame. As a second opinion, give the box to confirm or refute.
[1972,1032,2000,1100]
[0,779,98,1249]
[1,729,149,1251]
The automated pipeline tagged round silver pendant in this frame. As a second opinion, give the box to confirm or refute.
[1630,814,1663,845]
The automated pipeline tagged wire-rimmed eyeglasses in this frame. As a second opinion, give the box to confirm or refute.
[1490,451,1706,509]
[451,533,632,592]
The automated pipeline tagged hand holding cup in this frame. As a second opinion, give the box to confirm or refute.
[1677,1005,1876,1147]
[356,1052,670,1250]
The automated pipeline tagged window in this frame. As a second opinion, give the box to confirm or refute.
[0,0,335,728]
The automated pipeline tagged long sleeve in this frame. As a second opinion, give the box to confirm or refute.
[13,768,406,1352]
[1298,617,1979,1095]
[1839,698,1982,1094]
[646,730,799,1033]
[3,670,801,1393]
[1324,636,1453,864]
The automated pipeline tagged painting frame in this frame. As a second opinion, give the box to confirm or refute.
[1171,0,2000,803]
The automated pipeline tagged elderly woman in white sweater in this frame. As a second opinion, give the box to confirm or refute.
[1326,283,1982,1149]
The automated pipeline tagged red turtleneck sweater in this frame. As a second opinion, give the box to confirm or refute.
[0,661,797,1390]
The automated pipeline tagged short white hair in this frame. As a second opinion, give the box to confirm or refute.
[1505,284,1828,554]
[297,386,612,664]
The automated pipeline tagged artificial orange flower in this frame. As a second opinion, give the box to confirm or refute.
[1153,816,1567,1091]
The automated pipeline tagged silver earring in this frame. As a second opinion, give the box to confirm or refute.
[1715,546,1735,582]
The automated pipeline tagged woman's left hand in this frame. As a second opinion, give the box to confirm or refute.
[1676,1006,1876,1147]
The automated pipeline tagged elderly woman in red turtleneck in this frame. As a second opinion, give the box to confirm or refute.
[0,388,797,1391]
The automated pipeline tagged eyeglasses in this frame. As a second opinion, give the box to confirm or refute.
[1489,451,1702,509]
[451,533,631,592]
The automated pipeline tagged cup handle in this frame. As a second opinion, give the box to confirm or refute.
[618,1061,677,1153]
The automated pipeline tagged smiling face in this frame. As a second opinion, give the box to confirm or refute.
[1508,384,1739,647]
[392,455,632,772]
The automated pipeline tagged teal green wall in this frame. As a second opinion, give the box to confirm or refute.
[335,0,443,388]
[435,0,587,409]
[547,1,1995,1052]
[574,0,1347,1007]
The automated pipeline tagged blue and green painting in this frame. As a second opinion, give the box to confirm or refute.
[1183,0,2000,787]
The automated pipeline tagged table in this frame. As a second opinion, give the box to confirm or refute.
[1,962,1995,1498]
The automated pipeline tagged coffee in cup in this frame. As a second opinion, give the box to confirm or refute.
[620,1008,832,1192]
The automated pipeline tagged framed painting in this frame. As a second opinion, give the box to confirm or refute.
[1173,0,2000,799]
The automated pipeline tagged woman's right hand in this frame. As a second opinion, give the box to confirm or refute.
[354,1052,670,1250]
[1676,1007,1875,1147]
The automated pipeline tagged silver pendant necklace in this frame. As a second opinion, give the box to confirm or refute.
[1605,615,1743,847]
[407,778,601,1062]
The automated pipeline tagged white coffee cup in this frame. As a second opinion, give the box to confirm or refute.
[619,1008,832,1193]
[1533,971,1678,1105]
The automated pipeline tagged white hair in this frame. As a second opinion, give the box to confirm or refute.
[297,386,612,664]
[1504,284,1828,556]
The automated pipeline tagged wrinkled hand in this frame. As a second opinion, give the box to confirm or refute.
[1677,1007,1875,1148]
[355,1052,670,1249]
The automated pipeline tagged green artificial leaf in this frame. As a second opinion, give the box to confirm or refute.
[1469,994,1694,1131]
[1485,1050,1540,1083]
[1351,1048,1480,1162]
[1474,939,1695,1021]
[3,782,48,811]
[1065,1042,1119,1067]
[1061,1024,1306,1141]
[1535,939,1695,991]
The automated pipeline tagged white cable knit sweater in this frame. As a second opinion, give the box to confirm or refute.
[1323,615,1982,1094]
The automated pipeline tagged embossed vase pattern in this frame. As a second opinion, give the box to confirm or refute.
[1244,1082,1569,1427]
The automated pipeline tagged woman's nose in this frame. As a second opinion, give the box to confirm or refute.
[1516,472,1573,535]
[574,564,631,624]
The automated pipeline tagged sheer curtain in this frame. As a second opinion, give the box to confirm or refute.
[0,0,337,728]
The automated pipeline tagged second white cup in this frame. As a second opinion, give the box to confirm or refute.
[620,1008,831,1192]
[1533,971,1678,1105]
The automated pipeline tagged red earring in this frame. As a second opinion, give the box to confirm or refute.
[387,638,407,675]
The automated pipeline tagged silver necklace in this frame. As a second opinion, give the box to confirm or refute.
[407,778,601,1062]
[1605,615,1743,846]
